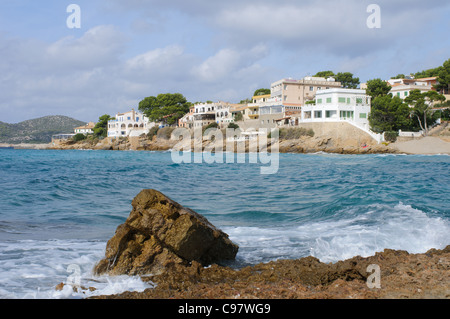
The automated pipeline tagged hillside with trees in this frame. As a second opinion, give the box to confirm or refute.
[0,115,86,144]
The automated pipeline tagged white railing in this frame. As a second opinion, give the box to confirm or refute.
[398,130,424,138]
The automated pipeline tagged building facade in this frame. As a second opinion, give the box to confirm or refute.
[74,122,96,134]
[389,83,433,100]
[300,88,371,129]
[178,106,195,129]
[270,76,342,106]
[107,109,153,137]
[193,102,218,128]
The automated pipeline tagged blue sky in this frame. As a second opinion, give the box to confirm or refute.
[1,0,449,123]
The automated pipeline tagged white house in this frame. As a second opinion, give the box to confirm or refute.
[215,102,241,127]
[107,109,154,137]
[389,83,433,100]
[387,77,438,100]
[300,88,371,130]
[74,122,95,135]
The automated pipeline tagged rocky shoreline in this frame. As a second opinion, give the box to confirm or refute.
[93,245,450,299]
[72,189,449,300]
[15,133,396,155]
[5,126,450,155]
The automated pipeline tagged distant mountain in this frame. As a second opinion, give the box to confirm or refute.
[0,115,87,144]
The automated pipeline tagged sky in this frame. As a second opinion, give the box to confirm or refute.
[0,0,449,123]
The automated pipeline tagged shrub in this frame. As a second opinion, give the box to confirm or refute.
[202,122,219,133]
[147,126,159,140]
[72,133,87,142]
[384,131,398,143]
[227,122,240,129]
[234,112,243,121]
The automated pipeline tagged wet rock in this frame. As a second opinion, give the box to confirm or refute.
[93,189,238,276]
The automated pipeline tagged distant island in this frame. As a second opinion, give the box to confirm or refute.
[0,115,86,144]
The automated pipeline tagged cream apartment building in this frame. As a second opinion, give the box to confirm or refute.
[270,76,342,106]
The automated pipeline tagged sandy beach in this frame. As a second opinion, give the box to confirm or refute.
[391,136,450,155]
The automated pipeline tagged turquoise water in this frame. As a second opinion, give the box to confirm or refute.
[0,149,449,298]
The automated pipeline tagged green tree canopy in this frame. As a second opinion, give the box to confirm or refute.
[410,58,450,93]
[239,98,252,104]
[369,95,412,133]
[391,74,406,79]
[138,93,191,125]
[405,90,446,133]
[313,71,335,77]
[313,71,359,88]
[366,78,392,99]
[93,114,112,138]
[253,88,271,96]
[335,72,360,89]
[414,66,442,79]
[435,58,450,93]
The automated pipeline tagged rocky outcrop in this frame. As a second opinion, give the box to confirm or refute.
[278,136,395,154]
[93,189,238,276]
[94,245,450,299]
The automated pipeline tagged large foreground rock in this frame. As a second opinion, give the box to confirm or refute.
[93,189,238,276]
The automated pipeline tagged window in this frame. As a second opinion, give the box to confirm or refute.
[338,97,346,103]
[314,111,322,118]
[309,86,314,91]
[284,95,287,101]
[340,111,354,119]
[326,110,337,118]
[397,93,400,97]
[359,113,367,119]
[404,91,408,97]
[356,98,363,104]
[326,97,332,103]
[136,117,139,121]
[347,98,351,104]
[127,117,131,120]
[317,98,322,104]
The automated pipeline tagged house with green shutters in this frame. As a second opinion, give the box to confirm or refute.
[300,88,371,130]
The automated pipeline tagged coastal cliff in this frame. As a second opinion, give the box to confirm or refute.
[47,129,395,154]
[7,121,450,154]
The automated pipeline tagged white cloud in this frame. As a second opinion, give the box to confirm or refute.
[48,25,125,65]
[0,26,272,123]
[1,1,449,123]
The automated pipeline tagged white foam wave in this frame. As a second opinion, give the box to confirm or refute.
[0,239,154,299]
[225,202,450,264]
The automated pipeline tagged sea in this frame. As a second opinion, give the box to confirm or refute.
[0,149,449,299]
